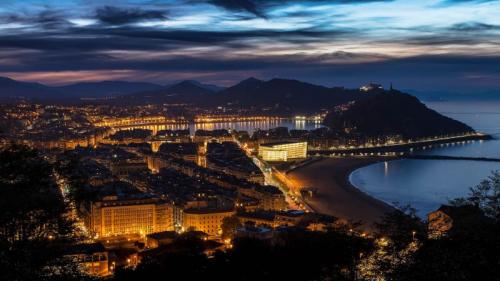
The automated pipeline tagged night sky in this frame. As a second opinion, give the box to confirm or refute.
[0,0,499,92]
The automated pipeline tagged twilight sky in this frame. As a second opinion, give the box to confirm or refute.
[0,0,499,92]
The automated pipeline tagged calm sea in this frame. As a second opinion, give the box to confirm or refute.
[350,101,500,217]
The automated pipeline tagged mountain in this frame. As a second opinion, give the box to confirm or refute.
[125,80,216,103]
[0,76,367,109]
[121,77,370,113]
[0,76,61,99]
[56,81,164,97]
[220,77,264,94]
[166,80,216,96]
[0,76,165,99]
[323,91,474,139]
[213,78,367,113]
[172,80,225,92]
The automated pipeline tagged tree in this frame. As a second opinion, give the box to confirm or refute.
[359,205,425,281]
[114,228,372,281]
[54,152,99,208]
[450,171,500,221]
[0,145,89,281]
[373,173,500,281]
[221,215,242,239]
[375,204,425,251]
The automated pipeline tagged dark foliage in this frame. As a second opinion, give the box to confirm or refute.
[221,215,242,239]
[54,152,99,207]
[0,145,91,281]
[375,173,500,281]
[391,222,500,281]
[114,229,373,281]
[375,205,426,251]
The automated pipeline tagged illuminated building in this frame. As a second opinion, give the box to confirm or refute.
[66,243,109,277]
[146,231,178,248]
[181,208,235,237]
[275,210,305,226]
[237,211,277,227]
[87,197,174,238]
[427,205,484,239]
[239,185,287,211]
[158,142,199,163]
[359,83,383,92]
[235,224,273,240]
[206,141,264,184]
[258,141,307,162]
[109,160,149,177]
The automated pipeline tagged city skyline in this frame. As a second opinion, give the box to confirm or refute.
[0,0,499,93]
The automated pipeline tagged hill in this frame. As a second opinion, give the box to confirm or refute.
[212,77,367,113]
[0,77,165,99]
[323,91,474,139]
[169,80,226,92]
[0,76,61,99]
[0,76,220,100]
[125,80,215,103]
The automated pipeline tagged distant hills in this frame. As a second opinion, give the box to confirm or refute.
[10,75,482,118]
[173,80,225,92]
[212,77,366,113]
[0,75,373,114]
[124,80,216,103]
[3,73,477,110]
[121,77,370,113]
[0,76,60,99]
[0,76,221,100]
[0,75,480,135]
[1,76,498,104]
[323,91,474,138]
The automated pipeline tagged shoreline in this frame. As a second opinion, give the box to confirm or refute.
[309,133,490,156]
[286,156,397,230]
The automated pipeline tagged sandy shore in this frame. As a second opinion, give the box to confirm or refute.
[287,157,396,230]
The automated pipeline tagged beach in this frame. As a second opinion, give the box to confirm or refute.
[287,157,396,230]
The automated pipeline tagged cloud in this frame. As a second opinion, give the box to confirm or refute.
[0,0,499,91]
[207,0,264,17]
[203,0,393,17]
[0,26,348,53]
[435,0,499,7]
[450,22,500,31]
[0,9,69,29]
[95,6,168,25]
[440,0,497,3]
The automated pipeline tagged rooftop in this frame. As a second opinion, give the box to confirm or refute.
[260,141,307,147]
[146,231,178,241]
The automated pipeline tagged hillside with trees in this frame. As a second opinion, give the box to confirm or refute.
[323,91,474,139]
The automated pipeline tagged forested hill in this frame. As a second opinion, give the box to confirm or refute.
[323,91,474,139]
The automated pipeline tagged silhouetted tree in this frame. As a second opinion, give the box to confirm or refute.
[376,172,500,281]
[221,215,242,239]
[0,145,91,281]
[114,228,372,281]
[451,171,500,221]
[375,204,425,251]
